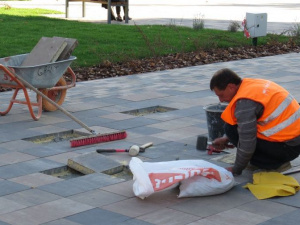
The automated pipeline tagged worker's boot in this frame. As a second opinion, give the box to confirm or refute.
[274,162,292,172]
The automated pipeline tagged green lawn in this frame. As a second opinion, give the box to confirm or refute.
[0,7,294,68]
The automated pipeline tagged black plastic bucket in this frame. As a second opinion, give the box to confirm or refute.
[203,103,227,142]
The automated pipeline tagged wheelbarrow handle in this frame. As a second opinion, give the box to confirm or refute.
[6,67,95,135]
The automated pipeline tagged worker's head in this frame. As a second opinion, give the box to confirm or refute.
[210,68,242,103]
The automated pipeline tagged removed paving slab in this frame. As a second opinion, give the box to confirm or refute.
[68,152,124,175]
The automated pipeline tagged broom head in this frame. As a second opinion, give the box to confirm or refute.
[70,130,127,148]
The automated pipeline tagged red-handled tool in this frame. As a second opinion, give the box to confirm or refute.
[96,142,153,156]
[207,142,234,155]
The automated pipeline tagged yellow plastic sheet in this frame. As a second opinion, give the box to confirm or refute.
[244,172,300,200]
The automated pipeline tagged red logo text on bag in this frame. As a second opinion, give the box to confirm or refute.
[149,167,221,191]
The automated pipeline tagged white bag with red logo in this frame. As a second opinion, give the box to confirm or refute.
[129,157,234,199]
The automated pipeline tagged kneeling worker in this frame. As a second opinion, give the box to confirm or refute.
[210,68,300,176]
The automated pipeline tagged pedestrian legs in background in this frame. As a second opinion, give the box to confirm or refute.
[110,7,117,20]
[116,6,132,22]
[101,4,117,21]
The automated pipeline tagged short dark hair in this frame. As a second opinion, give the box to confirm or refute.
[210,68,242,90]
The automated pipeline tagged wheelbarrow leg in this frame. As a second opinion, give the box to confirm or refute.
[0,88,19,116]
[10,87,43,120]
[23,87,43,120]
[0,87,42,120]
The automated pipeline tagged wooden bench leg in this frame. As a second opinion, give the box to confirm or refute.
[107,0,112,24]
[124,1,129,23]
[65,0,69,18]
[82,1,85,17]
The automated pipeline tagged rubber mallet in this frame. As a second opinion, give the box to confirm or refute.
[96,142,153,156]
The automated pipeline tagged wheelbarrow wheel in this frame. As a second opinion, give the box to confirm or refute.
[38,77,67,112]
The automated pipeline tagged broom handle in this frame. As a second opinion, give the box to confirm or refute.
[9,68,96,135]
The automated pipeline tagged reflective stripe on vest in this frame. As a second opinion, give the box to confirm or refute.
[261,107,300,137]
[258,93,294,126]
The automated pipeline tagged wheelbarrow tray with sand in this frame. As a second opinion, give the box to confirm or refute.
[0,53,77,120]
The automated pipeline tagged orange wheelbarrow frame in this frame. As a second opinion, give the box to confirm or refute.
[0,65,76,120]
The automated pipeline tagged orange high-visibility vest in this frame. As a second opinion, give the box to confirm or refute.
[221,78,300,142]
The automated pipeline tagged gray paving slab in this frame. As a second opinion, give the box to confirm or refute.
[115,219,155,225]
[258,209,300,225]
[0,197,27,215]
[65,208,130,225]
[0,140,37,152]
[137,208,201,225]
[103,117,162,130]
[46,152,81,164]
[126,126,166,136]
[0,152,37,165]
[3,189,61,207]
[0,180,29,197]
[139,141,199,160]
[8,172,63,187]
[268,191,300,208]
[0,130,39,143]
[42,219,82,225]
[100,180,135,198]
[0,159,64,179]
[28,125,69,135]
[169,184,256,218]
[68,189,128,207]
[196,208,270,225]
[0,198,94,225]
[237,200,298,218]
[101,197,166,218]
[0,221,11,225]
[68,152,124,174]
[35,115,70,125]
[125,135,170,146]
[51,120,83,130]
[38,173,124,197]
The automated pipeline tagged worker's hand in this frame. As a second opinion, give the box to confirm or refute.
[212,137,229,150]
[226,167,233,172]
[226,167,242,176]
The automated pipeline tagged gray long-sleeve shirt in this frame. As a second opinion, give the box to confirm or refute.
[232,99,300,175]
[232,99,263,175]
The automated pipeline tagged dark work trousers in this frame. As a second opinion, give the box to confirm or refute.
[225,123,300,169]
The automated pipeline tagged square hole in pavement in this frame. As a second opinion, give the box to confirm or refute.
[41,165,133,181]
[41,166,85,180]
[102,166,133,181]
[121,105,177,116]
[23,130,89,144]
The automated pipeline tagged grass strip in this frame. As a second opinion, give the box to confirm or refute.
[0,7,294,68]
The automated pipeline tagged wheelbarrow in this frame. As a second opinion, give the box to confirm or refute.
[0,53,77,120]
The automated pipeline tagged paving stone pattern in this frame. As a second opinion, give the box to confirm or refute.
[1,0,300,223]
[0,52,299,224]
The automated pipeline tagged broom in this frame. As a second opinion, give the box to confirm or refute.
[5,66,127,147]
[70,130,127,147]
